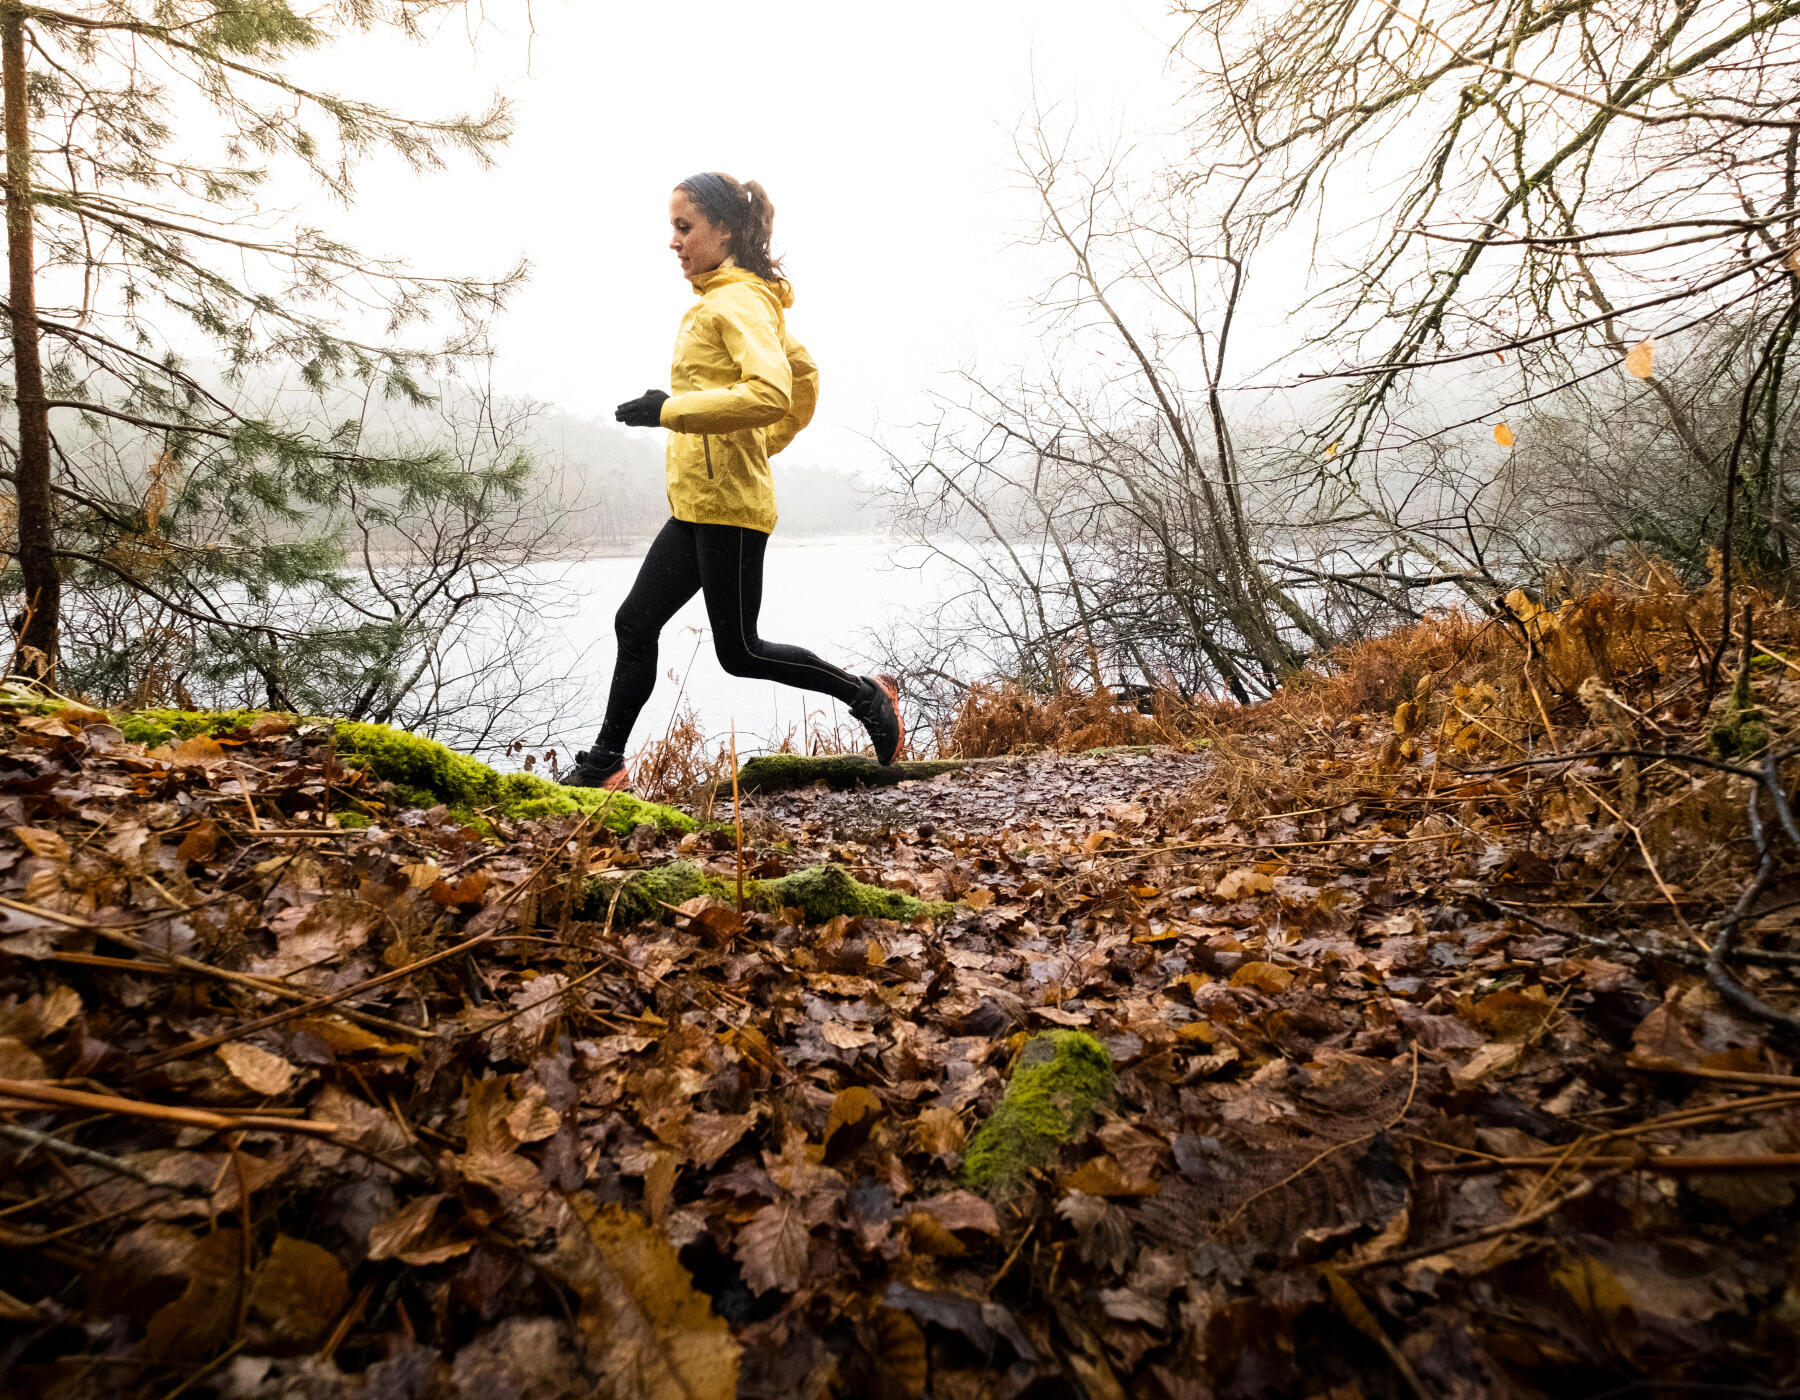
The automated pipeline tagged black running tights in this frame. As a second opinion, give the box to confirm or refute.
[594,517,861,755]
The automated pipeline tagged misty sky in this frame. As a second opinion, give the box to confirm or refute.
[283,0,1186,474]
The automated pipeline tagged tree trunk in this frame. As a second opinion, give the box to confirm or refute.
[2,5,55,677]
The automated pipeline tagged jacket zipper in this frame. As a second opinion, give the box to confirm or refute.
[703,435,713,479]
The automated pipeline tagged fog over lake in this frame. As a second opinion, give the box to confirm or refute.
[498,535,972,765]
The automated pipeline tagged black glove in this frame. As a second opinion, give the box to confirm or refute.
[615,389,670,428]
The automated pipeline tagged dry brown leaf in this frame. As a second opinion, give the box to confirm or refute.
[173,734,226,766]
[0,1036,48,1080]
[247,1235,348,1350]
[562,1196,740,1398]
[12,826,68,862]
[824,1085,885,1164]
[33,984,80,1038]
[911,1190,999,1237]
[1230,961,1295,994]
[218,1040,297,1096]
[1551,1252,1637,1346]
[1494,422,1515,447]
[911,1105,965,1157]
[822,1021,877,1050]
[1057,1190,1136,1273]
[367,1193,474,1266]
[1473,987,1554,1041]
[869,1308,928,1400]
[1215,867,1273,901]
[1451,1041,1523,1089]
[1623,338,1655,378]
[687,1111,756,1167]
[1060,1155,1159,1199]
[144,1228,241,1362]
[177,818,221,864]
[504,1082,563,1143]
[399,860,442,890]
[736,1198,810,1295]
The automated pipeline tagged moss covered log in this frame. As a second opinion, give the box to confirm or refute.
[107,709,694,836]
[963,1031,1115,1194]
[730,753,973,795]
[590,859,951,925]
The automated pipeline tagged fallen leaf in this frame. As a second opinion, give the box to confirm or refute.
[822,1021,877,1050]
[399,860,442,890]
[911,1106,965,1157]
[504,1082,563,1143]
[173,734,226,766]
[1060,1155,1159,1198]
[218,1041,297,1096]
[912,1190,999,1237]
[1058,1190,1136,1272]
[1230,961,1295,994]
[367,1193,474,1266]
[561,1197,740,1397]
[0,1036,48,1079]
[869,1308,928,1399]
[1215,868,1273,900]
[824,1085,885,1164]
[177,819,222,864]
[1451,1041,1524,1089]
[144,1229,241,1362]
[736,1198,810,1295]
[247,1235,348,1350]
[12,826,68,862]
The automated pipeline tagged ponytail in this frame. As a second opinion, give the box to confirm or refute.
[676,171,785,285]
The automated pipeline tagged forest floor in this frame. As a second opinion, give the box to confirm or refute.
[4,573,1800,1399]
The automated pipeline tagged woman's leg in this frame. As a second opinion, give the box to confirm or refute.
[693,523,862,703]
[591,518,703,757]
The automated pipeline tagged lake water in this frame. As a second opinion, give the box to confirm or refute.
[511,535,969,764]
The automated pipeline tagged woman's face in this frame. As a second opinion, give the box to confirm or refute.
[669,189,731,278]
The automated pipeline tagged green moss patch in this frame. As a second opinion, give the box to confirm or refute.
[731,753,971,795]
[1710,665,1772,760]
[591,859,950,925]
[963,1031,1115,1195]
[105,708,694,836]
[117,708,270,746]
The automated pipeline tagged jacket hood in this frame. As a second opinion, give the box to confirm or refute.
[689,263,794,310]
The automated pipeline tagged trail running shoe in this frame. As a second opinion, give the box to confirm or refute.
[850,673,905,765]
[564,749,632,792]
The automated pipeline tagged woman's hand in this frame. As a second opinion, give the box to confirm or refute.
[615,389,670,428]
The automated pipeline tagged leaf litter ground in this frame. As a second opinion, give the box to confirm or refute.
[4,578,1800,1398]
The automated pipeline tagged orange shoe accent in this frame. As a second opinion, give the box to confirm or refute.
[873,673,905,761]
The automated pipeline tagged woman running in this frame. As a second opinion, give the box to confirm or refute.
[564,172,904,791]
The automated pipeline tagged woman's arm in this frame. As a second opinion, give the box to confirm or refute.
[658,286,792,434]
[766,337,818,457]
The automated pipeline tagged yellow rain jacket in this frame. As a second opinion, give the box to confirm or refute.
[657,265,818,534]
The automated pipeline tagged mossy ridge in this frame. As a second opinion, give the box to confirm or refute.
[731,753,972,795]
[962,1030,1115,1195]
[110,709,695,836]
[590,859,951,925]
